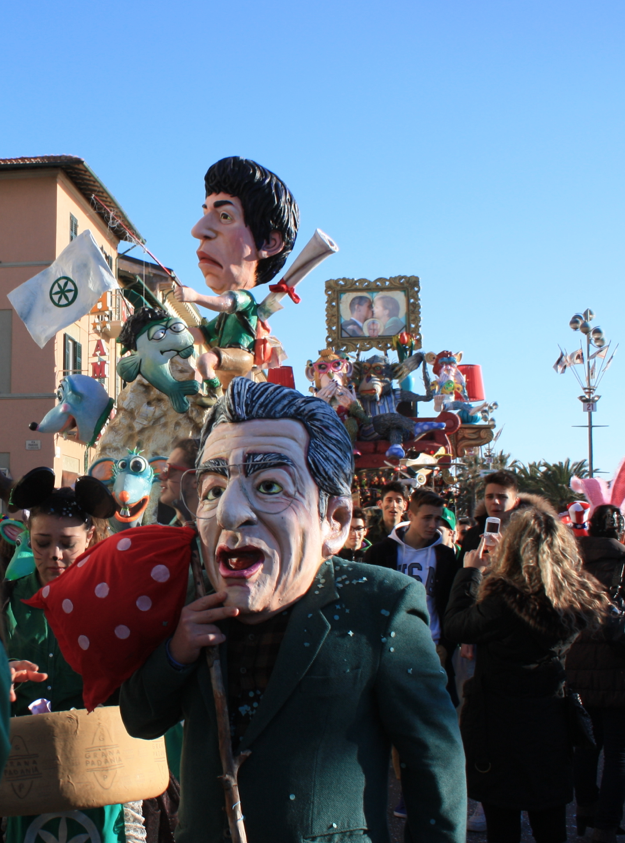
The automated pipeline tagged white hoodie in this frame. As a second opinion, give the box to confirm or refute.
[388,522,443,644]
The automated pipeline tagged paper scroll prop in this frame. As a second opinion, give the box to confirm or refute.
[29,374,114,447]
[116,307,199,413]
[26,525,195,711]
[89,450,167,532]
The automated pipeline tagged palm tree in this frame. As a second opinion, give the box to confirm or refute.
[515,459,589,512]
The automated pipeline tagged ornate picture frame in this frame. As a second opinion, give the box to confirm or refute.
[325,275,421,353]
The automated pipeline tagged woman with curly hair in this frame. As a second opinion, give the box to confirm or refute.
[445,505,610,843]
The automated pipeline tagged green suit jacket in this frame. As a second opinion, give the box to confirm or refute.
[120,558,466,842]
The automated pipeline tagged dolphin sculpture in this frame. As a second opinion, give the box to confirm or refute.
[116,307,199,413]
[89,449,167,533]
[29,375,114,447]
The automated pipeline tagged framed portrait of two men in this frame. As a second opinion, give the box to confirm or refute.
[325,275,422,353]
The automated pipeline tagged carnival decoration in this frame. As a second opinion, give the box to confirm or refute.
[27,525,195,711]
[350,353,444,459]
[7,231,118,349]
[116,307,199,413]
[29,374,114,447]
[325,275,421,354]
[89,449,167,532]
[571,458,625,516]
[425,350,490,424]
[566,501,591,536]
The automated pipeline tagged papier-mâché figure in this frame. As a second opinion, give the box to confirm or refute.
[120,378,466,842]
[174,157,299,397]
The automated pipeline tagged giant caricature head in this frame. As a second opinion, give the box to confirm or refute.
[195,378,353,622]
[191,157,300,294]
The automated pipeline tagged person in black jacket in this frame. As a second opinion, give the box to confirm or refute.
[458,471,520,565]
[566,504,625,843]
[337,507,371,561]
[445,505,610,843]
[364,489,460,669]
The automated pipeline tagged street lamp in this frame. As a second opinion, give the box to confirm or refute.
[555,308,617,477]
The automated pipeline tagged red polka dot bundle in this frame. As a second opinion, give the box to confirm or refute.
[25,525,196,711]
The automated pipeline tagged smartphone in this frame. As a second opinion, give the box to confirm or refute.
[484,517,501,535]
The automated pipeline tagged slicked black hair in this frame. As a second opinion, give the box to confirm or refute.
[118,306,169,353]
[199,379,353,518]
[204,157,299,286]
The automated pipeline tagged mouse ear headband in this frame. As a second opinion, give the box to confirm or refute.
[8,467,116,520]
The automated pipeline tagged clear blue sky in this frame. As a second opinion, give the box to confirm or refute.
[2,0,624,475]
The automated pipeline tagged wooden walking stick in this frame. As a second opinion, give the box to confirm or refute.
[191,536,250,843]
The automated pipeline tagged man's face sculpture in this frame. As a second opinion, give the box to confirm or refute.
[196,418,346,622]
[191,192,283,294]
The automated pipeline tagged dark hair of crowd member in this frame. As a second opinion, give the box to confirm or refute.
[204,157,300,286]
[379,481,408,501]
[483,469,519,491]
[172,438,201,469]
[28,487,92,528]
[410,489,445,512]
[117,306,170,353]
[351,507,367,523]
[589,504,625,540]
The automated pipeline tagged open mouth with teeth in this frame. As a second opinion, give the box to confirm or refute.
[217,545,265,580]
[113,496,150,523]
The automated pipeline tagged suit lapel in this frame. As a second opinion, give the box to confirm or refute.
[238,560,339,750]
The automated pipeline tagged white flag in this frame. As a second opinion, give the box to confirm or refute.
[7,230,118,348]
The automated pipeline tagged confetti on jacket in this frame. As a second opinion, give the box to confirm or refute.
[26,524,196,710]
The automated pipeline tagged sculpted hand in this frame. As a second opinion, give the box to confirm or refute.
[173,284,199,304]
[9,660,48,703]
[169,591,238,665]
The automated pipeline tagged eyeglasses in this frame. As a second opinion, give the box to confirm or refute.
[349,525,367,533]
[160,462,190,480]
[180,465,296,519]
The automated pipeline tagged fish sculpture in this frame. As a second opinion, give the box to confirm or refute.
[89,449,167,533]
[116,307,200,413]
[29,374,114,447]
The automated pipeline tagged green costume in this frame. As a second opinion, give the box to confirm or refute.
[5,572,126,843]
[121,559,466,843]
[0,644,11,779]
[198,290,258,351]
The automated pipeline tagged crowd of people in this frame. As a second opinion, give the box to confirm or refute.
[344,472,625,843]
[1,406,625,843]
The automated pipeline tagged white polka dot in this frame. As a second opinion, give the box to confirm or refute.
[95,583,109,598]
[62,599,73,614]
[151,565,170,583]
[117,537,132,551]
[42,586,50,599]
[77,554,90,568]
[78,635,90,650]
[136,596,152,612]
[115,625,130,639]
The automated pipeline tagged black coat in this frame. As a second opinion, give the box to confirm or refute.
[445,568,579,810]
[566,536,625,709]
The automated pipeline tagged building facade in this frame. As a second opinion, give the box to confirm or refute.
[0,156,200,490]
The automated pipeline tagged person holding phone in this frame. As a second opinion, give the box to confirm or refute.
[445,504,610,843]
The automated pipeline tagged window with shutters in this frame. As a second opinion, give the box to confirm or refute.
[70,214,79,242]
[63,334,82,374]
[101,247,113,270]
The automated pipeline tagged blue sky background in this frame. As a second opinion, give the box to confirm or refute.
[2,0,624,474]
